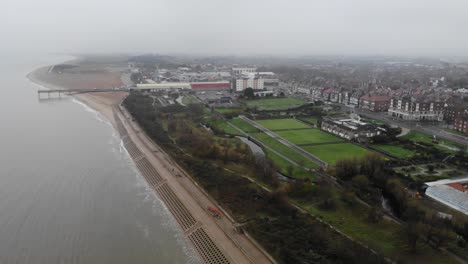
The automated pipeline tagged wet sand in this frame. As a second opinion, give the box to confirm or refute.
[28,63,274,264]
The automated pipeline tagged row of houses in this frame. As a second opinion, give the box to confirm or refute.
[298,86,468,133]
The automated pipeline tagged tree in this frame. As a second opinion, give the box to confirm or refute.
[341,191,357,208]
[319,198,337,210]
[367,206,383,223]
[456,147,466,159]
[404,221,423,252]
[187,103,205,119]
[352,174,369,191]
[243,87,255,99]
[335,158,359,181]
[427,164,435,173]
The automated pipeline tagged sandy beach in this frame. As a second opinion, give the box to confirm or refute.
[28,62,274,264]
[27,65,127,126]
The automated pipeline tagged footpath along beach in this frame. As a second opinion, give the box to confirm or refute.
[28,62,274,264]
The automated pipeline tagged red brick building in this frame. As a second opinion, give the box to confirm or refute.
[359,95,391,112]
[190,81,230,90]
[454,112,468,134]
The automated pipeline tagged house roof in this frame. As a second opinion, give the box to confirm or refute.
[360,95,391,102]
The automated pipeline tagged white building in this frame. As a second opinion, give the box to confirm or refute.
[234,78,264,92]
[232,67,257,75]
[135,83,191,91]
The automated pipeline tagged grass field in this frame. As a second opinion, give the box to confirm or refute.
[402,131,464,153]
[215,108,243,114]
[300,117,319,125]
[276,129,343,145]
[372,144,415,159]
[264,149,313,179]
[229,117,259,133]
[208,119,242,135]
[252,133,318,169]
[256,118,311,130]
[300,198,457,263]
[244,98,306,111]
[303,143,371,165]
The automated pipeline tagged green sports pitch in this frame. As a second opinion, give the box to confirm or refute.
[276,129,344,145]
[256,119,311,130]
[302,143,372,165]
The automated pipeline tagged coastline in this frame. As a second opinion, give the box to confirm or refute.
[27,65,126,127]
[28,64,274,264]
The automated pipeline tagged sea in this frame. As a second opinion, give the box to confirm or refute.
[0,54,197,263]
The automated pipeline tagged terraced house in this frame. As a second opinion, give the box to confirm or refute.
[359,95,391,112]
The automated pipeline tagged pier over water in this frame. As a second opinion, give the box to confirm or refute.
[37,88,126,98]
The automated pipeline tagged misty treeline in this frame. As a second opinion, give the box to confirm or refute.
[123,92,383,263]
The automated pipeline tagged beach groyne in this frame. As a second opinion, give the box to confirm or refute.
[113,107,244,264]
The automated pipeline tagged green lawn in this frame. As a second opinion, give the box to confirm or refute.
[402,131,436,144]
[244,98,307,111]
[256,118,311,130]
[301,200,398,255]
[264,149,313,179]
[300,117,319,125]
[300,199,458,263]
[252,133,318,169]
[302,143,371,165]
[372,144,415,159]
[276,129,343,145]
[215,108,243,114]
[229,117,259,133]
[209,119,242,135]
[402,131,464,153]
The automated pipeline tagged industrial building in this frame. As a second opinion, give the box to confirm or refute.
[135,81,231,92]
[190,81,231,90]
[425,177,468,215]
[135,83,192,91]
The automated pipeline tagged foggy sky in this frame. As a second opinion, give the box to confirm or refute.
[2,0,468,56]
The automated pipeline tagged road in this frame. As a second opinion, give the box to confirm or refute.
[339,105,468,147]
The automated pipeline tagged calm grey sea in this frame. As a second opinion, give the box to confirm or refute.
[0,54,196,263]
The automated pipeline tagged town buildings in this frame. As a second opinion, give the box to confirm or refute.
[232,67,257,75]
[454,111,468,134]
[190,81,231,90]
[232,68,266,92]
[359,95,391,112]
[321,114,382,142]
[388,95,445,121]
